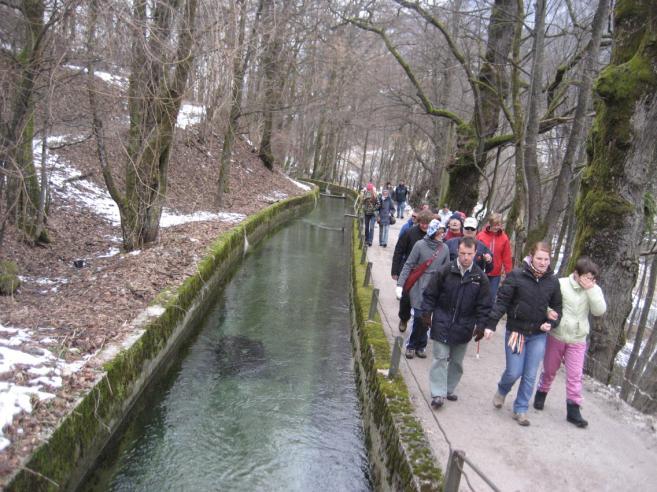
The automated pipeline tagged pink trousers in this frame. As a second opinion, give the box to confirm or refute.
[537,335,587,406]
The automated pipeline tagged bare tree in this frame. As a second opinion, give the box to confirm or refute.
[87,0,199,251]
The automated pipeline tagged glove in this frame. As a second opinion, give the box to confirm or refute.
[473,326,485,342]
[421,313,432,327]
[395,286,403,300]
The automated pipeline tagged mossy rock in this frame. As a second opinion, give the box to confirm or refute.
[0,260,20,295]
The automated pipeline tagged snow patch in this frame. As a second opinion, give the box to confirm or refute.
[284,175,312,191]
[0,322,91,449]
[35,135,245,229]
[65,65,128,87]
[177,103,204,129]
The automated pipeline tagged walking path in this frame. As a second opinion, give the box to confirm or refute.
[367,219,657,491]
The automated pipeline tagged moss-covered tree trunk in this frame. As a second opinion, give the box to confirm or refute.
[571,0,657,383]
[87,0,198,252]
[4,0,48,244]
[443,0,517,213]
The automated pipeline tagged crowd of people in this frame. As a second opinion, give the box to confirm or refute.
[355,183,607,428]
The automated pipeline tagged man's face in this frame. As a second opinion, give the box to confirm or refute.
[411,213,417,223]
[458,244,476,269]
[463,225,476,238]
[382,190,389,198]
[449,219,461,232]
[419,221,430,232]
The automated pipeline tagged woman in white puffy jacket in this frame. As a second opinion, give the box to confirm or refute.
[533,256,607,428]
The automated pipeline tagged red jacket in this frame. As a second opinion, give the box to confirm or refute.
[444,230,463,241]
[476,227,512,277]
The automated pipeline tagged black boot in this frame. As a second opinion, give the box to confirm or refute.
[533,390,547,410]
[566,402,588,428]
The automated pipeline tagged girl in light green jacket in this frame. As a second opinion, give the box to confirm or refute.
[534,257,607,428]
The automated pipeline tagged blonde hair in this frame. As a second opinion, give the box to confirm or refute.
[488,212,503,225]
[529,241,551,256]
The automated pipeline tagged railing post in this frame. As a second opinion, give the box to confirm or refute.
[360,244,368,264]
[363,262,373,286]
[368,288,379,320]
[388,336,403,379]
[444,450,465,492]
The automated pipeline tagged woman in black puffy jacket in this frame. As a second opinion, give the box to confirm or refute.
[487,241,562,426]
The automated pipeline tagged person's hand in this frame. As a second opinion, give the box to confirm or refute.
[474,327,494,341]
[421,313,432,327]
[483,253,492,263]
[392,275,399,281]
[547,308,559,321]
[578,275,596,290]
[395,286,403,300]
[540,322,551,332]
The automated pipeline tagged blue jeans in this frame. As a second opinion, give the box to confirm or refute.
[364,214,376,245]
[488,275,501,304]
[379,224,390,245]
[497,330,547,414]
[396,201,406,218]
[407,310,428,350]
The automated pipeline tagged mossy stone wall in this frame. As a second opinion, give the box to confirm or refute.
[6,189,318,492]
[350,220,442,491]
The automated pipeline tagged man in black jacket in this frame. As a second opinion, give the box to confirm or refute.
[420,237,493,409]
[394,181,409,218]
[392,210,434,331]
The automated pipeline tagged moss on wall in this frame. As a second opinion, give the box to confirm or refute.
[6,188,318,492]
[350,220,443,491]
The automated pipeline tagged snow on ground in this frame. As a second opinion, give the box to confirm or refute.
[34,136,247,235]
[177,103,205,129]
[65,65,128,88]
[0,325,91,451]
[284,175,312,191]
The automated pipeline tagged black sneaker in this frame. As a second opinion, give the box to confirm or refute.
[431,396,444,409]
[405,348,415,359]
[398,319,408,332]
[416,348,427,359]
[446,393,458,401]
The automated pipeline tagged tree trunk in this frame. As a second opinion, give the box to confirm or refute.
[216,0,251,209]
[573,1,657,383]
[522,0,547,239]
[4,0,48,244]
[258,0,285,171]
[621,255,656,400]
[543,0,611,240]
[444,0,518,212]
[88,0,198,251]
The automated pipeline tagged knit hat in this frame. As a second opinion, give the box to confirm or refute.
[366,182,374,191]
[427,219,444,238]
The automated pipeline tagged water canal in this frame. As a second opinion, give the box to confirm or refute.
[81,196,372,491]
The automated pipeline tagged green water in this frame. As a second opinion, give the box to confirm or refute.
[82,197,371,491]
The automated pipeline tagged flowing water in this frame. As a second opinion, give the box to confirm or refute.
[82,197,371,491]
